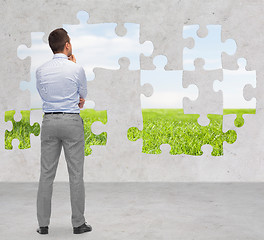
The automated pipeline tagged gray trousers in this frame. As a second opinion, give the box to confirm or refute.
[37,113,86,228]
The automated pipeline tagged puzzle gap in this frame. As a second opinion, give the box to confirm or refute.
[5,110,40,150]
[127,110,237,156]
[80,109,107,156]
[183,25,237,70]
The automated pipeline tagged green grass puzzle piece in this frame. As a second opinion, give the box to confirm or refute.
[5,110,40,149]
[127,109,238,156]
[80,109,107,156]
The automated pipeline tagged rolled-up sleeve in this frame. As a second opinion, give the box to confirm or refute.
[78,67,87,99]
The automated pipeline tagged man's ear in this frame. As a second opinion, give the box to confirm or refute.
[65,42,70,50]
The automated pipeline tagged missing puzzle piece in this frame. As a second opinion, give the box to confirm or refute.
[183,58,223,126]
[141,55,198,109]
[183,25,236,70]
[5,110,40,150]
[213,58,256,109]
[127,113,236,156]
[214,58,256,127]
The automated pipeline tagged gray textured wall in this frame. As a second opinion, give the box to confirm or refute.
[0,0,263,181]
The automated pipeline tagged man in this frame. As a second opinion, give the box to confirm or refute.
[36,28,92,235]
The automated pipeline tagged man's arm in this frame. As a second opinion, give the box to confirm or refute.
[78,67,88,99]
[68,55,87,108]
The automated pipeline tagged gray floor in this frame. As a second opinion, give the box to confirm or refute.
[0,183,264,240]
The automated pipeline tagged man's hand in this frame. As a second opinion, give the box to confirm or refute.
[78,97,85,109]
[68,54,76,63]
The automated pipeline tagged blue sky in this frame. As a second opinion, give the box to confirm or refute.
[17,11,256,109]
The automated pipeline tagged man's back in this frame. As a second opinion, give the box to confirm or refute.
[36,53,87,113]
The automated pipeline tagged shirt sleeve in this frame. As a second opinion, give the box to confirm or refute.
[36,68,42,98]
[78,66,87,99]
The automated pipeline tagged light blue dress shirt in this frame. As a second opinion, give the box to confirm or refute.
[36,53,87,113]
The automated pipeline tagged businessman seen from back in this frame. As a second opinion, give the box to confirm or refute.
[36,28,92,235]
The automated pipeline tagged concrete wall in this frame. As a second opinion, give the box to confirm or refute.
[0,0,264,182]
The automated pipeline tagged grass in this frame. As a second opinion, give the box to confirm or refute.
[5,110,40,149]
[5,108,255,156]
[128,109,239,156]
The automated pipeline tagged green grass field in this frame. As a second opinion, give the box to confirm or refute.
[5,108,255,156]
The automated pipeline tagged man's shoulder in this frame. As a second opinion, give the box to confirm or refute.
[36,58,84,75]
[36,59,53,72]
[66,61,85,73]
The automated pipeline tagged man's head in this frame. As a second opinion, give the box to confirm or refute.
[48,28,72,57]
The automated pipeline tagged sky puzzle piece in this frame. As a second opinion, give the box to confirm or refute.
[214,58,256,109]
[183,58,223,126]
[183,25,237,70]
[140,55,198,109]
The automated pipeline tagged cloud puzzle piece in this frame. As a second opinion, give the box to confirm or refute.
[183,25,236,70]
[140,55,198,109]
[214,58,256,128]
[183,58,223,126]
[214,58,256,109]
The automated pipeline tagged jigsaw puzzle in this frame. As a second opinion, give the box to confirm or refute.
[128,24,255,156]
[12,12,257,159]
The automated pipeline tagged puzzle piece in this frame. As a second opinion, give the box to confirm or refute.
[80,108,107,156]
[140,22,194,70]
[5,110,40,149]
[214,58,256,128]
[88,57,152,151]
[183,58,223,126]
[214,58,256,109]
[17,32,53,108]
[128,113,236,156]
[63,10,153,80]
[140,55,198,109]
[183,25,236,70]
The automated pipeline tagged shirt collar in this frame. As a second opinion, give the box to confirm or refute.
[53,53,68,59]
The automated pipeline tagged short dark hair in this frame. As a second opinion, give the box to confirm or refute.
[48,28,70,54]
